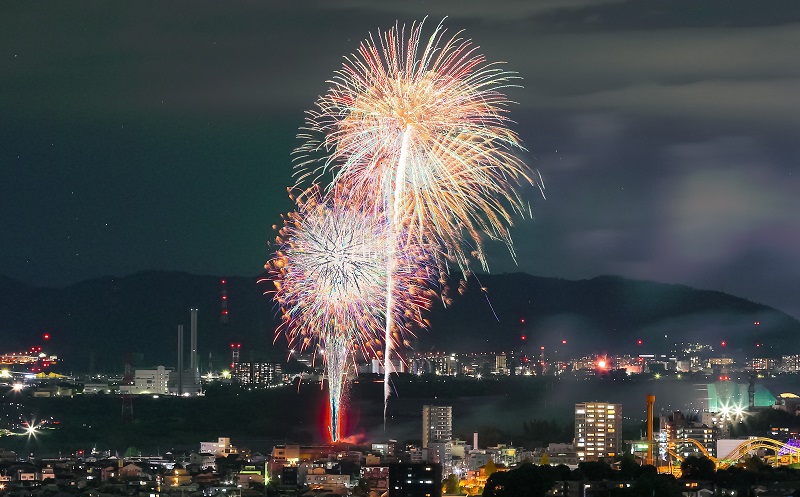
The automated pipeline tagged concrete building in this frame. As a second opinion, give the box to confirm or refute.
[428,441,453,475]
[121,366,172,395]
[782,355,800,372]
[199,437,238,457]
[574,402,622,461]
[188,452,216,471]
[700,410,731,438]
[662,411,718,457]
[388,463,442,497]
[305,470,350,492]
[676,425,718,458]
[422,405,452,448]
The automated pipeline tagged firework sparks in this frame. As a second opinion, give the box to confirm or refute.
[265,188,435,440]
[294,20,535,413]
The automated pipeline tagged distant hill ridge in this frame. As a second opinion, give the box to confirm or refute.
[0,271,796,372]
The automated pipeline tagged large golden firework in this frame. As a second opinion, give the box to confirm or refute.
[295,19,535,271]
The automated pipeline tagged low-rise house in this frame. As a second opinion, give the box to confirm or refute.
[188,453,216,471]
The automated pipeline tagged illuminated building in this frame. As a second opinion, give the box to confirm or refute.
[120,366,172,395]
[773,393,800,415]
[232,362,282,385]
[305,470,350,492]
[388,463,442,497]
[423,405,452,448]
[574,402,621,461]
[700,410,731,438]
[495,354,507,374]
[543,443,578,466]
[428,441,453,475]
[708,357,734,367]
[411,353,459,376]
[199,437,238,457]
[659,410,718,458]
[749,358,777,371]
[268,445,334,478]
[362,466,389,495]
[770,425,800,441]
[782,355,800,372]
[0,347,59,373]
[676,425,718,458]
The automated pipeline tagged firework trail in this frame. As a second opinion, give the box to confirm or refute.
[294,19,534,415]
[265,188,435,440]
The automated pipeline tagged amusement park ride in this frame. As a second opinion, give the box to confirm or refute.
[635,394,800,477]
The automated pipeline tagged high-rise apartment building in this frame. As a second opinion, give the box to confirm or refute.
[575,402,622,461]
[232,362,282,385]
[422,405,452,448]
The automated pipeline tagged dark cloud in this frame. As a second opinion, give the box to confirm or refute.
[1,1,799,321]
[528,0,800,31]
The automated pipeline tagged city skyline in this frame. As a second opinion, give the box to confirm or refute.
[2,1,800,319]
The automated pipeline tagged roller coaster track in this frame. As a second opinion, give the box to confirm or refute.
[657,437,800,474]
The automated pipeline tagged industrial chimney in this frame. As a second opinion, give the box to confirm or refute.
[177,324,184,396]
[190,308,198,377]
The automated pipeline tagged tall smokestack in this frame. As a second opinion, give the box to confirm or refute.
[646,394,656,466]
[473,432,479,451]
[177,324,184,396]
[190,308,198,376]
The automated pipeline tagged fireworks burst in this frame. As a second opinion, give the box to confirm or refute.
[265,188,435,440]
[294,19,535,411]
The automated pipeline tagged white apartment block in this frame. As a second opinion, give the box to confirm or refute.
[575,402,622,461]
[121,366,172,395]
[422,405,452,448]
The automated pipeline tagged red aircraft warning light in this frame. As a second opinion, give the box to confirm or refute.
[521,335,526,341]
[562,340,567,344]
[721,341,727,347]
[637,339,643,345]
[43,333,50,341]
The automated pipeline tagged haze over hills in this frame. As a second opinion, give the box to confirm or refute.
[0,271,797,372]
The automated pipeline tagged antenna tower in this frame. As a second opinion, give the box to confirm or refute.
[220,279,229,323]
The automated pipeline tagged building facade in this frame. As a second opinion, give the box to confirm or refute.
[121,366,172,395]
[423,405,453,448]
[574,402,622,461]
[232,362,283,385]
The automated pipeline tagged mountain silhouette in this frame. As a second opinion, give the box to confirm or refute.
[0,271,796,372]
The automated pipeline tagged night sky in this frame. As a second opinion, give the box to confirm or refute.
[2,1,800,318]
